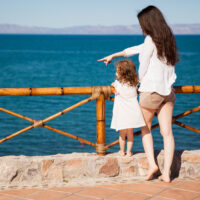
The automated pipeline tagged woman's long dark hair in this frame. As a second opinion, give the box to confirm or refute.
[137,5,179,66]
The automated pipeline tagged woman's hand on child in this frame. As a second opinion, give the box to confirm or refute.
[98,55,112,66]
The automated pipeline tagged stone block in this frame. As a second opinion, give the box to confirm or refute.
[42,160,54,174]
[183,155,200,163]
[99,158,119,177]
[46,165,63,182]
[65,158,82,169]
[121,166,135,176]
[20,163,41,184]
[138,157,149,169]
[63,158,84,179]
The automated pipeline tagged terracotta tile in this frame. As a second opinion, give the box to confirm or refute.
[48,186,85,194]
[0,189,39,197]
[150,180,181,187]
[150,197,174,200]
[76,186,117,199]
[175,181,200,193]
[193,197,200,200]
[159,188,199,200]
[125,183,166,195]
[0,196,22,200]
[27,189,71,200]
[62,194,98,200]
[104,191,148,200]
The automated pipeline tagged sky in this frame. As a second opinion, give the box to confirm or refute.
[0,0,199,28]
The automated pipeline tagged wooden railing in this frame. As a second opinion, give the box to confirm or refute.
[0,85,199,155]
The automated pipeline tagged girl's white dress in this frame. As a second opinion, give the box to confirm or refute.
[111,80,145,131]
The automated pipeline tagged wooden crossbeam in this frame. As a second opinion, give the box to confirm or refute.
[38,97,92,125]
[0,86,115,96]
[0,97,96,146]
[44,125,96,147]
[0,85,199,97]
[172,106,200,121]
[174,121,200,134]
[0,107,34,123]
[0,125,34,143]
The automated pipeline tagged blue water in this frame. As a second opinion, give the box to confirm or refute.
[0,34,199,156]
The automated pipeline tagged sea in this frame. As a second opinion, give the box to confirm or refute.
[0,34,199,156]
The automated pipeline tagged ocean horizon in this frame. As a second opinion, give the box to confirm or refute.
[1,23,200,35]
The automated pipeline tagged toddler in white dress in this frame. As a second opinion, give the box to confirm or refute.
[111,60,145,156]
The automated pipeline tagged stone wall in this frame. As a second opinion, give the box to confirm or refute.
[0,150,199,187]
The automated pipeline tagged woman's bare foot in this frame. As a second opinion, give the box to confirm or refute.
[145,165,159,181]
[158,175,171,183]
[118,150,125,156]
[126,152,133,157]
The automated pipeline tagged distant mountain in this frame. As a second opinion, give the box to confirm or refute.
[0,24,200,34]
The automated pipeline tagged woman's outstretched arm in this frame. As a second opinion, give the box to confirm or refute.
[97,51,126,66]
[98,43,143,66]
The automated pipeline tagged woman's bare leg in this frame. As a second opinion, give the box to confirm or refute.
[157,103,175,182]
[141,106,158,180]
[119,129,126,156]
[126,128,133,156]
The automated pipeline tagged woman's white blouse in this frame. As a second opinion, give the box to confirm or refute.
[124,35,177,95]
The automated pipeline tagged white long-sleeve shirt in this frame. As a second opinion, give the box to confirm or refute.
[124,35,177,95]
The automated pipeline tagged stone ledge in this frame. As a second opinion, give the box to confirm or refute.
[0,150,199,187]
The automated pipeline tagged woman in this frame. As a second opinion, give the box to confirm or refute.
[98,5,179,182]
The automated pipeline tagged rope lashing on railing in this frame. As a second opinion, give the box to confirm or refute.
[33,120,44,128]
[96,143,106,154]
[91,86,112,100]
[91,87,101,100]
[102,86,112,100]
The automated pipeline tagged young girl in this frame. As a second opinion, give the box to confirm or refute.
[111,60,145,157]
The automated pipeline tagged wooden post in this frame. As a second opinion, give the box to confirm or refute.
[96,92,106,155]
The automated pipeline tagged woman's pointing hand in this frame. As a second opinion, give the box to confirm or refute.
[97,55,113,66]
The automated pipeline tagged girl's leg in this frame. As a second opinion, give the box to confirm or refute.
[141,106,158,180]
[119,129,126,156]
[126,128,133,156]
[157,102,175,182]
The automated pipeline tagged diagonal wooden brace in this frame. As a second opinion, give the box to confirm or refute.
[0,96,94,144]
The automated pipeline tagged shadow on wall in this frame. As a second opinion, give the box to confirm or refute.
[154,150,184,180]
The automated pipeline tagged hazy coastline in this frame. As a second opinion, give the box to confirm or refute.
[1,24,200,35]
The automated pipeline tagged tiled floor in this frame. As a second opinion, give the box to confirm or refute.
[0,179,199,200]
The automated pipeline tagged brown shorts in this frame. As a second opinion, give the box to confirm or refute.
[139,91,176,110]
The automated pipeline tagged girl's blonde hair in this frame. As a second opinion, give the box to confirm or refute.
[116,60,138,86]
